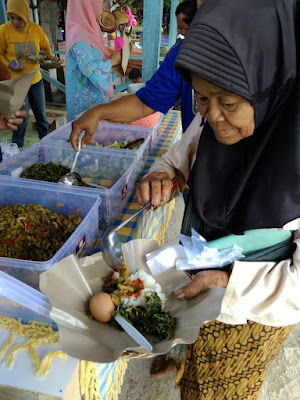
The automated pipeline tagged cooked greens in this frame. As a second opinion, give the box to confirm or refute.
[113,292,176,342]
[20,161,88,186]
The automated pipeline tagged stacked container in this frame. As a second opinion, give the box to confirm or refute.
[41,119,154,159]
[0,142,141,228]
[0,270,55,325]
[0,176,101,289]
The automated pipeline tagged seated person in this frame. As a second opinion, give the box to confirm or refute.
[128,68,142,83]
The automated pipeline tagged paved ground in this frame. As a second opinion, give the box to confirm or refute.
[119,195,300,400]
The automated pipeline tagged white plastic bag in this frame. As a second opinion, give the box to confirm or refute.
[0,138,20,162]
[176,228,244,271]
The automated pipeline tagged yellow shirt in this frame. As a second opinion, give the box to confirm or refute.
[0,21,52,84]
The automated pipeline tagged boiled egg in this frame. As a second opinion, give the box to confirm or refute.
[89,292,116,322]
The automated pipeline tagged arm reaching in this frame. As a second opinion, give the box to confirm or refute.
[70,94,154,151]
[136,113,204,207]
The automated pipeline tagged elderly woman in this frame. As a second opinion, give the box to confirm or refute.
[137,0,300,398]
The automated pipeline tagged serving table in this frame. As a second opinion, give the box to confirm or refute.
[0,110,182,400]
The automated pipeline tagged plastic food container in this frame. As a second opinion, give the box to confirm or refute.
[132,112,164,146]
[0,143,141,228]
[0,270,55,325]
[0,176,101,289]
[40,119,154,159]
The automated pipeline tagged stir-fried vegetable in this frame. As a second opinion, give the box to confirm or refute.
[102,267,137,306]
[102,268,176,342]
[114,292,176,342]
[0,203,82,261]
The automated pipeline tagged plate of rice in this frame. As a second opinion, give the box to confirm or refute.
[40,239,224,363]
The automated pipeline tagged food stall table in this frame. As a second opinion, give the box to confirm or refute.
[101,110,182,246]
[0,110,182,400]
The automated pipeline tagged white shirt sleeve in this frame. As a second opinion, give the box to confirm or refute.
[149,113,204,197]
[218,229,300,327]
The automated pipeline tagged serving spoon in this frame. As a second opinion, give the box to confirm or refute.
[58,132,84,186]
[101,177,181,271]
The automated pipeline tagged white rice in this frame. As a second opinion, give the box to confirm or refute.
[121,270,166,309]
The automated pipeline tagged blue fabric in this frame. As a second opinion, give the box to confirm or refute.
[12,79,48,148]
[66,42,113,121]
[136,41,196,132]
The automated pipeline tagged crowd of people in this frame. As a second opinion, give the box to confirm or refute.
[1,0,300,399]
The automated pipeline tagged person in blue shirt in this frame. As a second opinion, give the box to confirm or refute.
[70,0,201,151]
[65,0,121,122]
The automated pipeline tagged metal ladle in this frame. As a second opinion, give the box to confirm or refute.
[58,132,84,186]
[101,177,181,271]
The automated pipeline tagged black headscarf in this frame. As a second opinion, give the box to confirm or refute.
[175,0,300,234]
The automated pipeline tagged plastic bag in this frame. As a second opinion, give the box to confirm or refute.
[0,138,20,162]
[176,228,244,271]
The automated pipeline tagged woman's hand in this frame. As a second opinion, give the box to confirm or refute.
[175,270,230,300]
[110,51,122,67]
[136,172,174,208]
[70,108,101,151]
[0,109,27,131]
[8,61,24,71]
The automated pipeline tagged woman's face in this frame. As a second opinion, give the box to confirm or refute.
[191,74,255,145]
[8,13,26,30]
[177,14,189,37]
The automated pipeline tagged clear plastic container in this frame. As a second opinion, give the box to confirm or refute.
[40,119,154,159]
[132,112,164,146]
[0,176,101,289]
[0,270,55,325]
[0,143,141,228]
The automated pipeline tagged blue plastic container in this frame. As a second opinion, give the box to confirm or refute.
[0,270,55,325]
[0,143,141,228]
[41,119,154,159]
[0,176,101,289]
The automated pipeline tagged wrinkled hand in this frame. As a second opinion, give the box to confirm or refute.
[0,109,27,131]
[175,270,230,300]
[136,172,173,208]
[70,108,101,151]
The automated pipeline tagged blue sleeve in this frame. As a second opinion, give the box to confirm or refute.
[71,42,112,93]
[136,42,183,114]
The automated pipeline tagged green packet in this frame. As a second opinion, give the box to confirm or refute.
[206,229,293,256]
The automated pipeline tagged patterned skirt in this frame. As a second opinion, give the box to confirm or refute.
[176,194,295,399]
[176,320,291,400]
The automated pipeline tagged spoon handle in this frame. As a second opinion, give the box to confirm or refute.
[114,176,181,232]
[70,132,84,173]
[114,202,151,232]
